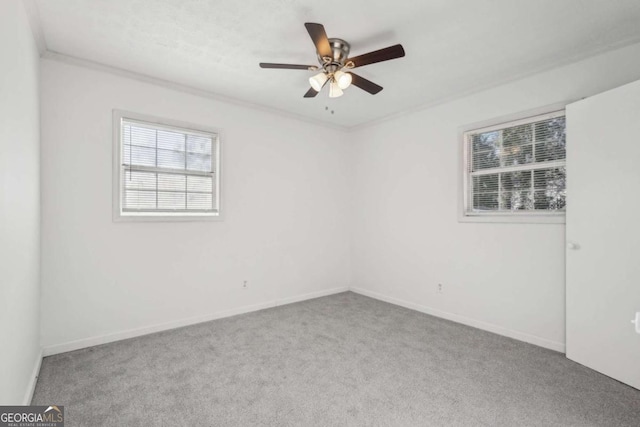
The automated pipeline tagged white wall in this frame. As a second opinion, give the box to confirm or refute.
[38,36,640,357]
[40,60,351,353]
[350,42,640,352]
[0,1,42,405]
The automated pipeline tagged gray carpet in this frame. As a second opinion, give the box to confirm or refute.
[33,292,640,426]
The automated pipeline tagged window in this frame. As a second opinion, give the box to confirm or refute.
[462,110,565,222]
[113,111,221,220]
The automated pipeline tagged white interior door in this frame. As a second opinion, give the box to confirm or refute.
[566,79,640,390]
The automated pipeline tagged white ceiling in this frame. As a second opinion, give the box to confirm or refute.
[34,0,640,128]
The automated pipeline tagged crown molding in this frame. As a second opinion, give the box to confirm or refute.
[348,35,640,133]
[22,0,47,55]
[41,51,347,132]
[21,0,640,134]
[21,1,345,132]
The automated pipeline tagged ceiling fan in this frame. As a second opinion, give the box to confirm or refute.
[259,23,405,98]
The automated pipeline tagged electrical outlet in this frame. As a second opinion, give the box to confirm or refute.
[243,280,248,289]
[437,283,443,293]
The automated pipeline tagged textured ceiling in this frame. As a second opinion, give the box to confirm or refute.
[35,0,640,128]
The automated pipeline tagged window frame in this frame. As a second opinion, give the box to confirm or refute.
[112,110,223,222]
[459,106,566,224]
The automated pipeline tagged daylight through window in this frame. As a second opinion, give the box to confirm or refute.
[116,115,220,218]
[463,111,566,217]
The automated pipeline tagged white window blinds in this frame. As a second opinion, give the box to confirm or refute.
[119,118,219,215]
[464,111,566,216]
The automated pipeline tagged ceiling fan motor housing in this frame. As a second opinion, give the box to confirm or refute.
[259,23,404,97]
[318,38,351,72]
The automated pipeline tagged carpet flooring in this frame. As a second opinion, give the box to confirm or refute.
[33,292,640,426]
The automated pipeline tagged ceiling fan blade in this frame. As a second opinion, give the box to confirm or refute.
[347,44,405,68]
[260,63,317,70]
[304,23,332,58]
[350,73,383,95]
[304,87,319,98]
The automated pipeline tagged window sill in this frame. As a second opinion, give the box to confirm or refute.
[458,213,565,224]
[113,212,223,223]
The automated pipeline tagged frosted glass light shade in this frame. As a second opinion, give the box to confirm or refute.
[329,81,343,98]
[334,70,352,89]
[309,72,328,92]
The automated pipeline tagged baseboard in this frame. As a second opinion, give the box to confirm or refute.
[350,287,566,353]
[276,287,348,306]
[42,287,348,357]
[23,349,43,405]
[41,286,562,357]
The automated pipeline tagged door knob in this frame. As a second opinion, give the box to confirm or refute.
[632,312,640,334]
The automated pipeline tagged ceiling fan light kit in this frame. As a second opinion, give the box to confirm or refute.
[309,72,329,92]
[329,80,344,98]
[334,70,352,90]
[259,23,405,99]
